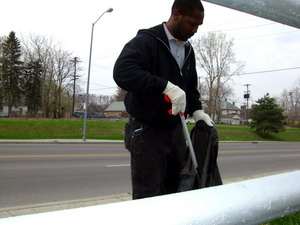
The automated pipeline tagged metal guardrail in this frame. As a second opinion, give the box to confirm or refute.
[0,170,299,225]
[202,0,300,29]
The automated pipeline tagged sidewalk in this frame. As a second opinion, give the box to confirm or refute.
[0,139,123,144]
[0,194,132,218]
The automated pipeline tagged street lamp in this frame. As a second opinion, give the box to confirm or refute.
[83,8,113,141]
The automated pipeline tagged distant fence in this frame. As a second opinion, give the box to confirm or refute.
[1,170,300,225]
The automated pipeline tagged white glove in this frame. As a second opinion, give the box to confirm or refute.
[163,81,186,115]
[193,110,214,127]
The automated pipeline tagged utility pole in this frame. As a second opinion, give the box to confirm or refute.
[244,84,251,124]
[288,92,294,125]
[71,57,81,117]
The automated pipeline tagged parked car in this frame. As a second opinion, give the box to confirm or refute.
[186,117,195,125]
[74,111,85,118]
[74,111,106,119]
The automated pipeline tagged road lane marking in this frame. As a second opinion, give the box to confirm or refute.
[1,149,300,159]
[280,154,300,157]
[0,154,130,158]
[106,164,130,167]
[219,149,300,154]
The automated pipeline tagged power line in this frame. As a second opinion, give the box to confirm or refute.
[221,22,276,32]
[198,66,300,78]
[235,30,300,41]
[202,22,276,33]
[205,17,260,27]
[90,87,117,91]
[236,66,300,76]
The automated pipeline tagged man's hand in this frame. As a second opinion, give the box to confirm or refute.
[163,81,186,115]
[193,110,214,127]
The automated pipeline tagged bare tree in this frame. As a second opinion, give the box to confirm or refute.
[86,94,114,114]
[191,31,244,120]
[22,34,78,118]
[22,34,55,117]
[278,78,300,125]
[52,48,74,118]
[97,94,114,106]
[114,87,127,101]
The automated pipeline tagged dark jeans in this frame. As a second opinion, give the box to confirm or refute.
[125,118,186,199]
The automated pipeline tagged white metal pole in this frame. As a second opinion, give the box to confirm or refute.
[82,8,113,141]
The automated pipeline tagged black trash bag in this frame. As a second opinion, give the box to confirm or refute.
[178,120,222,192]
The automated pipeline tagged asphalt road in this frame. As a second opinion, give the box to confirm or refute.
[0,142,299,209]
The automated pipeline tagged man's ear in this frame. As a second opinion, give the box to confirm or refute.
[172,9,182,22]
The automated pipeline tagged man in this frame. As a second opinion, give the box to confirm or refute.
[113,0,213,199]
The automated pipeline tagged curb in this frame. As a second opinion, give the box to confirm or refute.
[0,139,123,144]
[0,139,287,144]
[0,194,132,218]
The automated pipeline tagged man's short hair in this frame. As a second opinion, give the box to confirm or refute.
[172,0,204,15]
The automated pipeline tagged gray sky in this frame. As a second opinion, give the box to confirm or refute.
[1,0,300,107]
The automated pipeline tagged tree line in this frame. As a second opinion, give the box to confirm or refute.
[1,30,298,128]
[0,30,245,120]
[0,31,123,118]
[0,31,79,117]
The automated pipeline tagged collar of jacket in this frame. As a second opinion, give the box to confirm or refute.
[137,23,191,51]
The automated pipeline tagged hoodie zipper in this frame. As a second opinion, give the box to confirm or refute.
[157,37,192,76]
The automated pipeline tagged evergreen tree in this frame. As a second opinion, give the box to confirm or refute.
[250,93,286,136]
[24,60,42,117]
[1,31,24,115]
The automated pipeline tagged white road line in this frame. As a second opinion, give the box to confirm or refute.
[280,154,300,157]
[106,164,130,167]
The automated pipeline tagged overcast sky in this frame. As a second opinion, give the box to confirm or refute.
[1,0,300,107]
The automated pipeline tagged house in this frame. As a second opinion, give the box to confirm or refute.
[219,100,241,125]
[0,105,28,117]
[104,101,128,119]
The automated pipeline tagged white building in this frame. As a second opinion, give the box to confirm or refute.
[219,100,241,125]
[0,105,28,117]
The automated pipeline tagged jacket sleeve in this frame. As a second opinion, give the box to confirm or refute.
[113,34,168,95]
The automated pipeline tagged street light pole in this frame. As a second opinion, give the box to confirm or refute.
[83,8,113,141]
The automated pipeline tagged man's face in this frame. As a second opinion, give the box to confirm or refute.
[173,9,204,41]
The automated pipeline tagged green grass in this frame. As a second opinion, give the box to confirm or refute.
[0,118,300,141]
[217,125,300,142]
[261,211,300,225]
[0,119,126,140]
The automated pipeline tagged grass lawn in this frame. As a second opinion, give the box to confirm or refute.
[261,211,300,225]
[0,118,300,141]
[0,119,126,140]
[217,125,300,142]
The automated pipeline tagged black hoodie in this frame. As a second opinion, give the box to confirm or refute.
[113,23,202,128]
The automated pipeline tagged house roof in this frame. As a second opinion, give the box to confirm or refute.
[221,101,241,111]
[105,101,126,112]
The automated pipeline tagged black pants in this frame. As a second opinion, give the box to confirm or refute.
[125,118,186,199]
